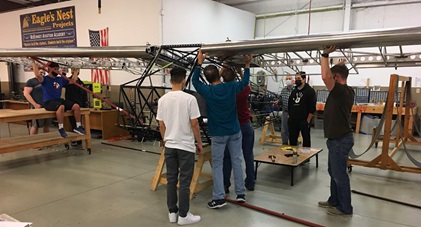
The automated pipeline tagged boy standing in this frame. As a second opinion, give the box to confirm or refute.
[192,49,252,208]
[156,67,202,225]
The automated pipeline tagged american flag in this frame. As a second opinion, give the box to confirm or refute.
[89,27,110,84]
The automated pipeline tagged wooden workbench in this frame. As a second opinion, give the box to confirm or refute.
[64,109,130,139]
[0,100,31,125]
[0,100,30,110]
[254,146,323,186]
[316,103,414,134]
[0,108,92,154]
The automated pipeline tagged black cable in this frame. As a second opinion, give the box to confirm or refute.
[352,190,421,209]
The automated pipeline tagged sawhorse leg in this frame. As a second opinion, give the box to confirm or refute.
[151,147,166,191]
[190,150,212,199]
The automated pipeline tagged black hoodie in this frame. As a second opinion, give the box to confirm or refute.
[288,83,316,121]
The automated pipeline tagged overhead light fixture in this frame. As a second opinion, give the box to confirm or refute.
[368,57,373,61]
[376,56,382,61]
[309,59,314,63]
[410,55,416,60]
[361,57,366,61]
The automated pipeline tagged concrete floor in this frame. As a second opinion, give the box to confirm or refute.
[1,123,420,227]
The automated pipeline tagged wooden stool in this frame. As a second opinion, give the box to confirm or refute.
[151,145,213,199]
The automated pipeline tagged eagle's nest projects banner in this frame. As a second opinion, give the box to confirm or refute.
[20,6,77,48]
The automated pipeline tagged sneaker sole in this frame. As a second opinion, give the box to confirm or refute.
[73,129,86,135]
[318,204,334,208]
[207,203,226,209]
[327,210,353,216]
[236,199,246,203]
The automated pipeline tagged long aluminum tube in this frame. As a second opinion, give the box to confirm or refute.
[201,26,421,57]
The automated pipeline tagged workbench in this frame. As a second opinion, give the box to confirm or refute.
[64,109,129,139]
[316,103,414,134]
[254,146,323,186]
[0,108,92,154]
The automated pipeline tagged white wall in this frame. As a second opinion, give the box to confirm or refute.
[0,0,162,85]
[163,0,255,44]
[0,0,255,88]
[251,1,421,89]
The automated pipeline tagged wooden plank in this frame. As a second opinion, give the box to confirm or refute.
[380,75,397,169]
[0,108,90,123]
[0,132,88,154]
[348,159,420,173]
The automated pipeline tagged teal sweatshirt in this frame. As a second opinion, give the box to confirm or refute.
[192,66,250,136]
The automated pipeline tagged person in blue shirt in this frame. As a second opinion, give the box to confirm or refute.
[32,60,86,138]
[192,49,252,209]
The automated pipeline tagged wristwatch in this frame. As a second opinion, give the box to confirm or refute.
[321,53,329,58]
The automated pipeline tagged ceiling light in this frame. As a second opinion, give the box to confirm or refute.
[360,57,366,61]
[368,57,373,61]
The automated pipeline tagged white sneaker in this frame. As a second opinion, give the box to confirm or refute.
[169,212,178,223]
[177,212,201,225]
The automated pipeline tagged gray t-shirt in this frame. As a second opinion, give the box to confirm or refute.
[25,77,43,108]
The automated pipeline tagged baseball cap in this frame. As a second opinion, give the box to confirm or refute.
[47,61,59,68]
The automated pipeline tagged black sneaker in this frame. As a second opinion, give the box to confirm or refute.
[246,185,255,191]
[207,199,226,209]
[58,128,68,138]
[236,194,246,203]
[224,186,230,194]
[71,143,84,150]
[73,126,86,135]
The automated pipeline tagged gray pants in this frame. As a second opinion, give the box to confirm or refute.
[281,111,289,145]
[165,147,195,217]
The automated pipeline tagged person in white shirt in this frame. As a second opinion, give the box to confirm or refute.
[156,67,203,225]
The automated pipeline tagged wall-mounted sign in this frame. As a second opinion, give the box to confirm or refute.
[20,6,77,48]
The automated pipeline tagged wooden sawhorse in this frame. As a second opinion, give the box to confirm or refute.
[259,116,283,144]
[151,145,213,199]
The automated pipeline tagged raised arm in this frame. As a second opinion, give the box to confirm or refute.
[69,68,80,84]
[321,46,337,91]
[32,59,43,83]
[235,54,252,93]
[192,49,210,96]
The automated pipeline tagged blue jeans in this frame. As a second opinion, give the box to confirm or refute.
[223,121,255,189]
[211,131,245,200]
[281,111,289,145]
[327,135,354,214]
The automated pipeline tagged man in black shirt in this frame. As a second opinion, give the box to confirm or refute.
[318,46,354,216]
[23,68,52,136]
[288,71,316,147]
